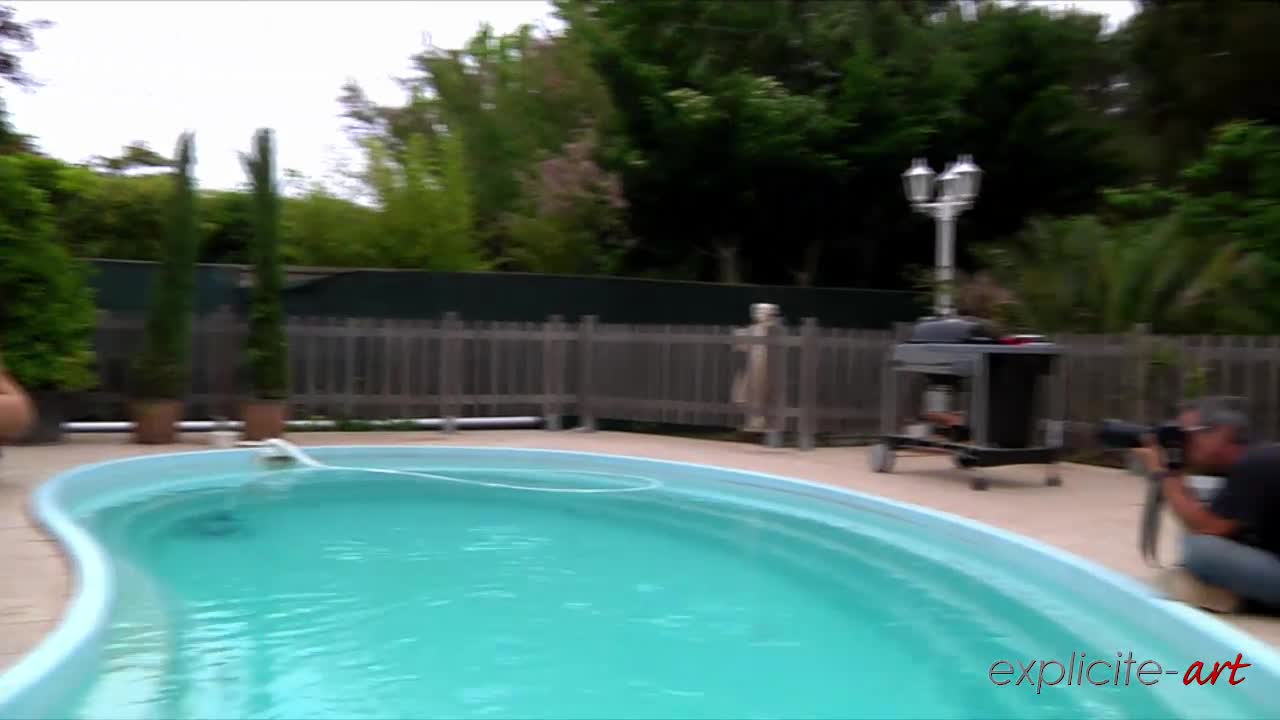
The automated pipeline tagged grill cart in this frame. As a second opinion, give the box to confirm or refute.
[869,317,1066,491]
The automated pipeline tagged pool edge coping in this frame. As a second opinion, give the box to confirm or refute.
[3,444,1279,715]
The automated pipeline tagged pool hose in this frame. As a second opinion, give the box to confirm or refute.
[248,439,661,494]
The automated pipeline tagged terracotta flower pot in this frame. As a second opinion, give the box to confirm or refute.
[132,399,183,445]
[241,400,288,441]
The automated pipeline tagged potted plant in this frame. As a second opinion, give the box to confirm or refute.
[0,155,97,443]
[130,133,198,444]
[240,129,289,439]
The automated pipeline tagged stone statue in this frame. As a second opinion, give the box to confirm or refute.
[731,303,779,433]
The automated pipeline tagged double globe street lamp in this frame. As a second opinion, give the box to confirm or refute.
[901,154,983,318]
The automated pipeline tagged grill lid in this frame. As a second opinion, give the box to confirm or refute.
[907,316,1001,344]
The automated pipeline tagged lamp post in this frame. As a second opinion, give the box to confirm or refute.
[902,154,982,317]
[902,154,982,418]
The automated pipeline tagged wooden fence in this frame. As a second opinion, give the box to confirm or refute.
[83,310,1280,448]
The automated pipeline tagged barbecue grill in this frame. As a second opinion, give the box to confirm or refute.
[870,316,1066,490]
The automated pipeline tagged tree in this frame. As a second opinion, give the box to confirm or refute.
[360,129,484,270]
[1116,0,1280,181]
[973,214,1267,334]
[0,5,51,90]
[242,129,288,400]
[341,22,615,261]
[500,127,632,274]
[964,118,1280,334]
[562,0,1129,286]
[89,141,173,175]
[132,133,199,400]
[8,149,379,266]
[1104,120,1280,325]
[281,176,383,267]
[0,98,34,154]
[1175,122,1280,269]
[561,0,855,283]
[937,2,1132,232]
[198,189,254,264]
[50,166,171,260]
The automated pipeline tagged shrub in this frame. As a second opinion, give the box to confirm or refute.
[0,155,96,392]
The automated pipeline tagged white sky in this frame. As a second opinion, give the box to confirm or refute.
[5,0,1136,192]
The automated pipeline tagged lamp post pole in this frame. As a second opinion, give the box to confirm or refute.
[933,202,956,317]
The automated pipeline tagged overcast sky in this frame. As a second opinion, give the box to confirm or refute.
[5,1,558,190]
[5,1,1136,192]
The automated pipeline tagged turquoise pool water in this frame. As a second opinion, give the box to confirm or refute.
[9,450,1280,719]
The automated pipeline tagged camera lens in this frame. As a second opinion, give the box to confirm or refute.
[1097,419,1148,449]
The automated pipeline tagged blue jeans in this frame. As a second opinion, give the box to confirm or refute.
[1183,534,1280,608]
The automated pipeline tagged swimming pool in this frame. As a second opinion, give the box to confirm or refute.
[2,446,1279,719]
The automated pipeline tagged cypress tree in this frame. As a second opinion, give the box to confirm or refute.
[243,128,288,399]
[133,132,197,400]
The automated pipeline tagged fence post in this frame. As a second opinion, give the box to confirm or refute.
[578,315,597,432]
[440,312,459,434]
[543,314,564,431]
[93,309,116,419]
[765,320,786,449]
[1131,323,1151,424]
[211,305,239,422]
[882,322,913,434]
[797,317,819,451]
[344,316,358,419]
[1268,336,1280,442]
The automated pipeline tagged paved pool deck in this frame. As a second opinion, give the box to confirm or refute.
[2,430,1277,673]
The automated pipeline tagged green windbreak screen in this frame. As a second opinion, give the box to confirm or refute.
[88,260,926,329]
[88,260,242,315]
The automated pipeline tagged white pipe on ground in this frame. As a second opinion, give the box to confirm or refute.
[62,416,544,433]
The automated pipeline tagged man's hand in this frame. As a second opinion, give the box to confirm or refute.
[1154,445,1240,537]
[1163,474,1239,536]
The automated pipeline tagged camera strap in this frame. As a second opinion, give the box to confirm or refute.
[1139,473,1167,568]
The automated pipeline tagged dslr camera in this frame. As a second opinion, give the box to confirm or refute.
[1098,418,1189,567]
[1097,419,1188,470]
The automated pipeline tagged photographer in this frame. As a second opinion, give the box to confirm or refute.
[1132,397,1280,611]
[0,353,34,441]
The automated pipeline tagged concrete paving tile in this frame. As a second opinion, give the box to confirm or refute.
[0,619,57,655]
[0,603,56,625]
